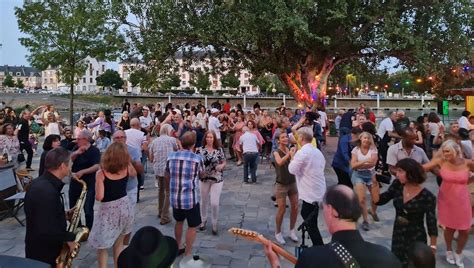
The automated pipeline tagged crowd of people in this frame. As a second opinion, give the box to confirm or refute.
[1,98,473,268]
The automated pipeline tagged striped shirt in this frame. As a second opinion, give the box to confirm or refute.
[166,150,204,210]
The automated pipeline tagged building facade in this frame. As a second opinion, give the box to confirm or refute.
[118,58,145,94]
[0,65,41,89]
[42,56,107,93]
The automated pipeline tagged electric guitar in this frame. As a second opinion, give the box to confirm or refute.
[228,227,298,264]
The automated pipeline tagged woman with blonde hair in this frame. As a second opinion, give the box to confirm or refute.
[424,140,474,267]
[89,142,136,268]
[350,131,378,231]
[196,130,226,235]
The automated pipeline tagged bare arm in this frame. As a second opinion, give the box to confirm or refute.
[128,163,137,178]
[423,158,441,172]
[95,170,104,201]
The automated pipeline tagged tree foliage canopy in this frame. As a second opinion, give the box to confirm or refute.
[2,74,15,88]
[220,71,240,89]
[16,0,123,125]
[190,70,211,91]
[120,0,473,103]
[96,69,124,90]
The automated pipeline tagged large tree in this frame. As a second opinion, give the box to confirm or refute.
[220,71,240,89]
[16,79,24,89]
[2,74,14,88]
[120,1,472,104]
[16,0,122,127]
[96,69,124,91]
[190,70,211,91]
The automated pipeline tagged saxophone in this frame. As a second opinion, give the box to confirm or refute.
[56,176,90,268]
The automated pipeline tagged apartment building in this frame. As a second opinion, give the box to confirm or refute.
[0,65,41,89]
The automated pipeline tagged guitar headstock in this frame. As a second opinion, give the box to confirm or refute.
[228,227,262,242]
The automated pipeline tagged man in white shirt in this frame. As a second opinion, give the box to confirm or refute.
[239,127,261,183]
[208,108,222,141]
[386,128,429,175]
[139,107,153,134]
[125,118,148,192]
[376,111,399,171]
[288,127,326,246]
[458,110,473,130]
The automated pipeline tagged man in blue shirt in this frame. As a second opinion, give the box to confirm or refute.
[166,131,205,257]
[332,128,362,188]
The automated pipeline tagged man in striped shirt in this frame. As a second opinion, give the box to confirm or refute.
[165,131,205,256]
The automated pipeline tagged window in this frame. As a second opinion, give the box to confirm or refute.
[83,77,86,83]
[102,65,105,72]
[49,78,53,83]
[44,79,47,83]
[244,79,249,85]
[181,74,186,79]
[89,64,93,75]
[96,70,99,76]
[90,77,93,83]
[245,73,250,78]
[16,72,21,76]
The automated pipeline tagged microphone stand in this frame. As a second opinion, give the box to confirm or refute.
[295,206,319,257]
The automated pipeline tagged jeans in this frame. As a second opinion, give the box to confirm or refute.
[243,152,259,182]
[301,201,324,246]
[69,179,95,230]
[19,140,33,168]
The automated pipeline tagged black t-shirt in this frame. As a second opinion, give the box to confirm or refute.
[122,102,130,112]
[16,118,30,141]
[71,145,101,184]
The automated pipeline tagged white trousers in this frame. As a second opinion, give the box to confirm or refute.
[199,180,223,227]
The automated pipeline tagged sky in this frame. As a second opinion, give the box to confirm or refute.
[0,0,400,73]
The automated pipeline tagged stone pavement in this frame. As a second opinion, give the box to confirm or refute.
[0,136,473,267]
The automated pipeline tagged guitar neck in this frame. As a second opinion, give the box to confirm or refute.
[259,236,298,264]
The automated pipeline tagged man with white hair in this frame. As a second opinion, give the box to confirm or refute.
[69,129,100,230]
[208,108,222,142]
[125,118,148,192]
[288,126,326,246]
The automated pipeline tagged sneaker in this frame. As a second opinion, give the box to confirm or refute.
[275,232,286,245]
[454,253,464,267]
[446,251,455,265]
[362,221,369,231]
[289,229,299,242]
[140,186,145,191]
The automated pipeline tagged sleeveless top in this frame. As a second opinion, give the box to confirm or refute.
[102,170,128,202]
[275,149,296,185]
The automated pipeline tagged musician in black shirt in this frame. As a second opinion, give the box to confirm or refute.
[264,185,401,268]
[24,148,78,266]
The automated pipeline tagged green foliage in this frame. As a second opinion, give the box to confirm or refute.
[16,0,123,125]
[220,71,240,89]
[190,70,210,91]
[250,73,287,94]
[3,74,15,88]
[120,1,472,102]
[129,69,157,91]
[96,69,124,90]
[160,73,181,90]
[16,79,24,89]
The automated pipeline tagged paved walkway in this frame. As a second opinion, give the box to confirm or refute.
[0,136,473,267]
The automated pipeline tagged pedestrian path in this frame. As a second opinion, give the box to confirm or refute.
[0,136,472,267]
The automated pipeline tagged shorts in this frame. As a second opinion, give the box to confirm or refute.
[275,182,298,199]
[351,170,374,186]
[173,203,202,228]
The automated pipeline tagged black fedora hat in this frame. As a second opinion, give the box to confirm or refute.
[118,226,178,268]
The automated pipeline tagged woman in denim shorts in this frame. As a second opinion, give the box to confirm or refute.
[351,131,378,231]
